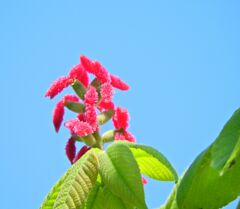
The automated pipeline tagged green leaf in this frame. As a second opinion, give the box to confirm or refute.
[39,151,90,209]
[119,142,178,182]
[160,186,179,209]
[85,181,104,209]
[98,143,147,209]
[176,108,240,209]
[53,151,99,209]
[39,170,71,209]
[102,186,134,209]
[211,109,240,171]
[237,200,240,209]
[221,136,240,175]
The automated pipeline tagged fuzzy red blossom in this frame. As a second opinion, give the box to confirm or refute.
[53,101,64,132]
[110,74,130,91]
[65,118,93,137]
[113,107,136,142]
[68,64,89,87]
[85,104,98,131]
[114,131,136,142]
[64,118,79,133]
[112,107,129,130]
[65,137,76,164]
[84,86,98,105]
[45,76,73,99]
[73,145,90,163]
[142,177,148,185]
[124,131,136,142]
[115,132,126,141]
[98,100,115,111]
[80,55,94,73]
[101,82,114,103]
[62,94,79,103]
[52,94,79,133]
[91,61,111,83]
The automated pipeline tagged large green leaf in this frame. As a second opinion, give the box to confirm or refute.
[39,169,71,209]
[98,143,147,209]
[176,108,240,209]
[102,186,134,209]
[85,181,104,209]
[39,152,90,209]
[120,142,178,182]
[237,200,240,209]
[159,186,179,209]
[53,151,99,209]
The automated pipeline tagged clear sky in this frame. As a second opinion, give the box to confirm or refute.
[0,0,240,208]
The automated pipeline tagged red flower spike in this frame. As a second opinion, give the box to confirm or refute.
[69,64,89,87]
[112,107,129,130]
[114,131,136,142]
[98,100,115,111]
[65,118,93,137]
[142,177,148,185]
[92,61,111,83]
[81,55,111,83]
[124,131,136,142]
[80,55,94,73]
[84,86,98,105]
[73,146,90,163]
[65,137,76,164]
[62,94,79,104]
[45,76,73,99]
[101,82,114,103]
[53,101,64,132]
[85,104,98,131]
[115,132,126,141]
[110,74,130,91]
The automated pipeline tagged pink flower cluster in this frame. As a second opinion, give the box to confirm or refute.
[45,55,136,164]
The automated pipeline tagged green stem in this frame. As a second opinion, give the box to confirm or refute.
[92,131,103,150]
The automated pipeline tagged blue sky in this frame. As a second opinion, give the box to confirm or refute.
[0,0,240,208]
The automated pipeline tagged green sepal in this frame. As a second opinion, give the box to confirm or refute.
[97,110,114,125]
[64,101,85,113]
[71,79,86,100]
[72,134,83,142]
[102,130,115,143]
[90,78,102,89]
[82,134,96,146]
